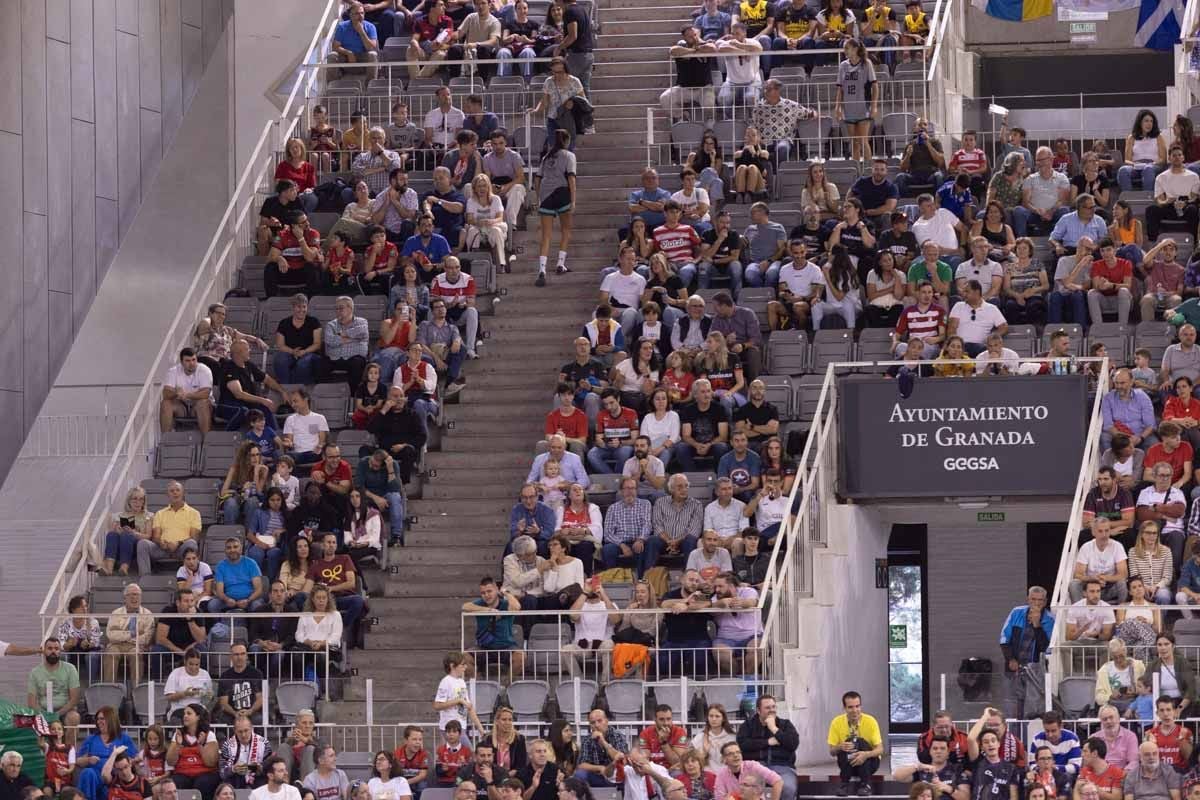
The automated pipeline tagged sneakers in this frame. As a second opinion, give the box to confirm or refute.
[444,378,466,397]
[556,264,570,274]
[857,784,873,796]
[835,784,851,797]
[503,258,512,274]
[535,273,546,286]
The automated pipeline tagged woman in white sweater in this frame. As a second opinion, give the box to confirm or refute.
[640,388,681,469]
[540,535,586,609]
[296,585,343,682]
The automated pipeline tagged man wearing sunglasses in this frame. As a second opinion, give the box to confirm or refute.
[946,279,1008,357]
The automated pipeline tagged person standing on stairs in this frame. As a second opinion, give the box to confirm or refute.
[556,0,595,102]
[534,129,577,286]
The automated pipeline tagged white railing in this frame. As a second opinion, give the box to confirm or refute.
[1047,359,1111,692]
[1169,2,1200,122]
[37,0,345,628]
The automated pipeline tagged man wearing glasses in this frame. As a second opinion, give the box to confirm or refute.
[1050,193,1109,258]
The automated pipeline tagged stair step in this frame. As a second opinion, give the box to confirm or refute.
[419,481,527,500]
[426,450,537,468]
[601,19,693,34]
[446,404,549,422]
[384,578,486,598]
[434,433,541,451]
[596,45,670,63]
[590,74,676,89]
[409,498,513,516]
[407,520,510,539]
[601,2,696,17]
[321,699,433,724]
[389,546,502,566]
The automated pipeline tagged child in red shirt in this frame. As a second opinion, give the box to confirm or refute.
[393,726,430,792]
[435,721,473,786]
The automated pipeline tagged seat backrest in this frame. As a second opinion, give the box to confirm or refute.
[275,681,319,718]
[766,331,810,375]
[155,431,202,478]
[604,679,645,719]
[505,680,549,718]
[85,683,128,714]
[811,329,854,372]
[201,431,246,477]
[555,679,598,716]
[472,680,502,721]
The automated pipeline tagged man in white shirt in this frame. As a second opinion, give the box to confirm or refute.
[1069,515,1129,604]
[911,193,965,265]
[423,86,466,152]
[705,478,747,550]
[974,333,1021,376]
[601,247,650,338]
[160,347,214,433]
[281,389,330,467]
[1065,579,1115,642]
[1146,144,1200,240]
[946,280,1008,357]
[954,237,1004,301]
[743,469,789,544]
[624,745,675,800]
[251,756,302,800]
[672,169,713,234]
[768,240,824,331]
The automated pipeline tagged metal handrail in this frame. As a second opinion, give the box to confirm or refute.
[37,0,345,627]
[1047,359,1110,690]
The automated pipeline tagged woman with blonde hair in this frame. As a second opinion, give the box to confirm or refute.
[696,331,746,412]
[274,136,318,212]
[1126,521,1174,605]
[465,173,510,272]
[733,127,770,201]
[801,162,841,220]
[101,486,153,575]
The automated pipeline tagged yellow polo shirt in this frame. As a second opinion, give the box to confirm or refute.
[827,713,883,747]
[153,503,202,546]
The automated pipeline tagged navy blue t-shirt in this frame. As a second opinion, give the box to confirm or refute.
[850,176,899,212]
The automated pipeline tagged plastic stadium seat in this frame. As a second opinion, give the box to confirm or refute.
[766,331,810,375]
[307,296,342,324]
[340,752,374,782]
[1086,322,1133,364]
[204,525,245,561]
[421,790,455,800]
[275,681,319,723]
[757,375,793,419]
[810,329,854,374]
[671,121,705,153]
[653,680,688,715]
[1039,324,1084,356]
[506,680,549,721]
[85,683,127,715]
[1173,617,1200,647]
[1134,320,1174,368]
[587,474,622,506]
[526,625,568,675]
[183,478,222,527]
[697,681,749,719]
[333,429,376,455]
[855,328,893,367]
[176,791,202,800]
[737,288,774,328]
[489,76,527,93]
[604,679,645,720]
[471,680,502,723]
[311,383,351,430]
[683,471,716,503]
[1002,324,1037,358]
[132,682,164,724]
[234,791,252,800]
[1057,676,1095,717]
[258,296,295,340]
[791,374,825,433]
[155,431,201,478]
[222,296,259,332]
[555,679,598,719]
[200,431,246,478]
[140,478,174,511]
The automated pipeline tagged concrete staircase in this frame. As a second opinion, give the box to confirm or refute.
[321,0,692,725]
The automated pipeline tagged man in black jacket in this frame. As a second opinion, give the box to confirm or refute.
[736,695,799,800]
[249,582,299,679]
[368,387,428,483]
[286,483,342,543]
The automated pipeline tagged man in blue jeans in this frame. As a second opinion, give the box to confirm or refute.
[358,449,408,546]
[310,532,367,637]
[576,708,631,787]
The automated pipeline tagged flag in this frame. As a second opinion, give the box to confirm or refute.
[1135,0,1184,49]
[971,0,1053,21]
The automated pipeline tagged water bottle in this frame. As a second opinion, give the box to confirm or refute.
[1157,282,1166,304]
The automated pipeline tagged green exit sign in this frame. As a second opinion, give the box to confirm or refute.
[889,624,908,648]
[978,511,1006,522]
[1070,21,1097,33]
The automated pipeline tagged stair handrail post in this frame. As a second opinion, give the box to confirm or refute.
[647,105,654,167]
[367,678,375,752]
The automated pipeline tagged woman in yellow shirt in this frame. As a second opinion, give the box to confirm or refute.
[859,0,898,73]
[933,336,975,377]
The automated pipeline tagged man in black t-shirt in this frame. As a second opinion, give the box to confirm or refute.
[257,180,303,257]
[560,0,595,95]
[700,211,745,296]
[675,379,731,471]
[788,206,830,263]
[216,643,264,723]
[152,589,207,679]
[659,569,713,672]
[732,528,771,587]
[273,294,324,385]
[559,337,608,425]
[217,339,284,431]
[733,380,780,451]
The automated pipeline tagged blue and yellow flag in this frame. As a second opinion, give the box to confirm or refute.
[972,0,1052,22]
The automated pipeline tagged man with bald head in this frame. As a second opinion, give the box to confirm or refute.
[527,434,590,489]
[1160,323,1200,391]
[138,481,201,575]
[367,386,427,483]
[1100,368,1158,452]
[216,339,283,431]
[559,336,608,426]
